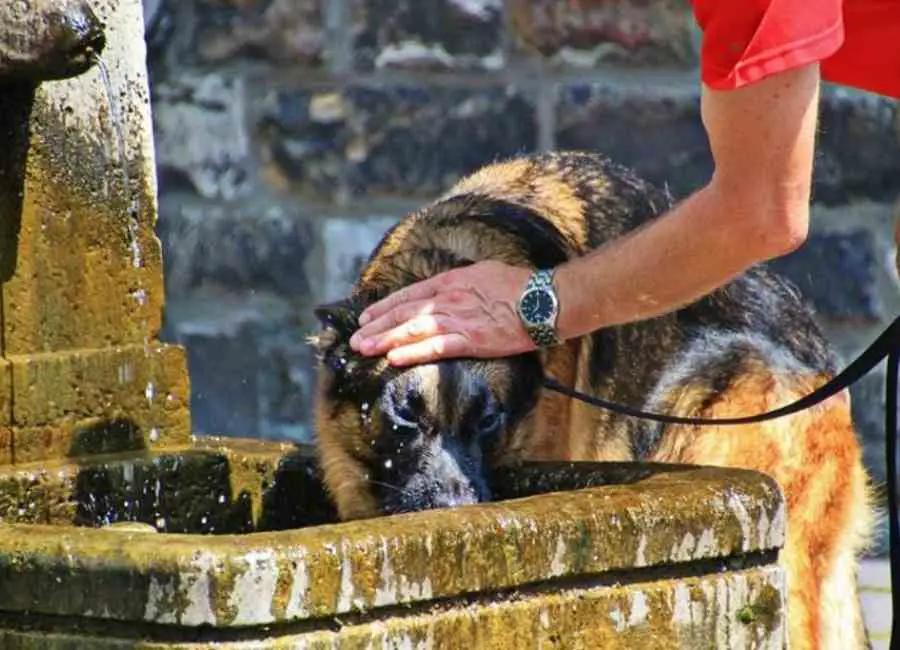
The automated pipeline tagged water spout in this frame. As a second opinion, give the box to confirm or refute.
[0,0,106,82]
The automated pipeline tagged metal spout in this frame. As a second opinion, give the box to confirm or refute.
[0,0,107,82]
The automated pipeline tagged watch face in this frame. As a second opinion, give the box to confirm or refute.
[520,289,556,324]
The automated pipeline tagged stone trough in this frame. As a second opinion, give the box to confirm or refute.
[0,0,789,648]
[0,441,787,648]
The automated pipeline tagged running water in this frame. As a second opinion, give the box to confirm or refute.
[96,57,157,416]
[96,58,142,270]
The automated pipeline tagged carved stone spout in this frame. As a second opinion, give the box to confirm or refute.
[0,0,106,82]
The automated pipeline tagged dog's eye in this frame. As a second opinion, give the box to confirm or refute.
[394,403,418,428]
[474,409,505,437]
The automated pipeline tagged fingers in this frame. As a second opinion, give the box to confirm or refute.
[353,312,454,357]
[351,298,449,352]
[384,333,471,367]
[358,277,442,326]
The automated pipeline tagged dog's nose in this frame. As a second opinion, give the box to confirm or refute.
[433,478,480,508]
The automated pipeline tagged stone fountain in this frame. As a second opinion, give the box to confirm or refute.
[0,1,789,647]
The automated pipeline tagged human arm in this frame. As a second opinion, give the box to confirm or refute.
[349,63,822,366]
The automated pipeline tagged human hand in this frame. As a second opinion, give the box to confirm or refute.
[348,260,536,366]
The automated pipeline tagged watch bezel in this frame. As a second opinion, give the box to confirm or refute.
[518,286,559,327]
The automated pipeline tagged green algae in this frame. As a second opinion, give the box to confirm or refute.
[0,454,786,628]
[0,565,786,649]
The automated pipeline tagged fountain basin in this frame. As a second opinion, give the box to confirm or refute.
[0,437,788,648]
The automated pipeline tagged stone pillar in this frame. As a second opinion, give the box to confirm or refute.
[0,0,190,465]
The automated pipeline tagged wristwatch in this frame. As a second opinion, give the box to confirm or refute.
[517,269,562,348]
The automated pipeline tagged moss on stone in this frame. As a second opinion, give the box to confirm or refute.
[0,458,785,631]
[0,565,785,648]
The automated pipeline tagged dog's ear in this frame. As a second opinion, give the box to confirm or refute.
[308,298,360,355]
[314,298,359,336]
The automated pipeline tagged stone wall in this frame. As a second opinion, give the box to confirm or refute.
[143,0,899,547]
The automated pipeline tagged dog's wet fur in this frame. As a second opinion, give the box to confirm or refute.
[310,151,875,649]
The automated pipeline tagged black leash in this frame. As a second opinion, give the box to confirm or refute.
[543,314,900,647]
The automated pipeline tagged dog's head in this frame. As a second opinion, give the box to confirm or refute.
[310,297,545,519]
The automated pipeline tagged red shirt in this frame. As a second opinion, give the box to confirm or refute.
[691,0,900,99]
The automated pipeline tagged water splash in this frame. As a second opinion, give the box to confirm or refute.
[96,58,142,270]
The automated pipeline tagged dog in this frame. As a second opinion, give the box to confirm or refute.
[310,150,875,649]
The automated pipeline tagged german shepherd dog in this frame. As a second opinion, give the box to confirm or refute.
[310,151,875,649]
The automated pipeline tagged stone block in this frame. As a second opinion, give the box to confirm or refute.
[9,344,191,464]
[352,0,504,71]
[509,0,699,67]
[1,0,166,354]
[0,565,786,647]
[0,464,785,632]
[152,73,252,200]
[256,83,538,200]
[161,293,314,441]
[144,0,178,78]
[156,194,314,300]
[766,229,884,325]
[555,83,900,204]
[555,82,711,199]
[177,321,262,438]
[194,0,325,66]
[814,87,900,206]
[256,336,317,441]
[319,215,399,302]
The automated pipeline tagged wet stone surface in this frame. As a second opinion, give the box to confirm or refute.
[0,458,787,639]
[0,441,335,533]
[508,0,698,67]
[256,83,538,200]
[7,344,191,464]
[0,565,787,648]
[352,0,505,71]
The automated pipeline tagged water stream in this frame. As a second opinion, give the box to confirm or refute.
[95,57,160,445]
[96,58,142,271]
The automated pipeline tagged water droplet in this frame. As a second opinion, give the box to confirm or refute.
[384,459,393,469]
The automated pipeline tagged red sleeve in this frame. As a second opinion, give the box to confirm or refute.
[691,0,846,91]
